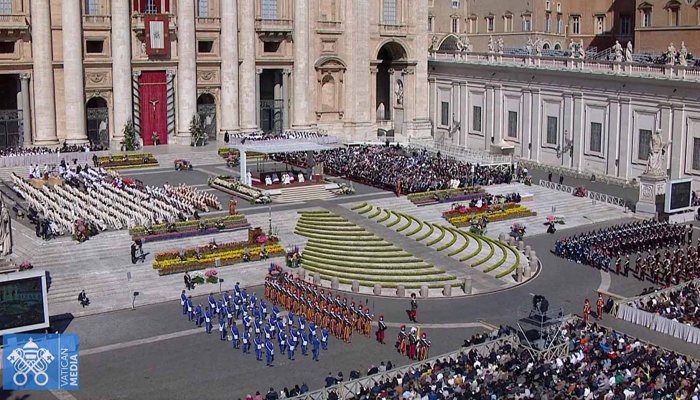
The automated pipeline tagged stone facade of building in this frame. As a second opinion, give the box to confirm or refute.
[0,0,432,147]
[428,54,700,185]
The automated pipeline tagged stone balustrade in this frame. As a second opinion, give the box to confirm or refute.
[431,51,700,83]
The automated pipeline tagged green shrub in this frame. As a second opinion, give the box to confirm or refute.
[427,226,446,246]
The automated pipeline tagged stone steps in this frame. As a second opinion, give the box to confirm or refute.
[273,184,337,203]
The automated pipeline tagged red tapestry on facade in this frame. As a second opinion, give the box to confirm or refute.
[144,15,170,57]
[138,71,168,145]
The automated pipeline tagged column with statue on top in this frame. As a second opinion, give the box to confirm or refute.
[636,129,669,218]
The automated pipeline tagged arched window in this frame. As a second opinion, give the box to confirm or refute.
[543,43,550,50]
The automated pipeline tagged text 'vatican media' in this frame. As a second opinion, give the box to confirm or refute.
[3,333,80,390]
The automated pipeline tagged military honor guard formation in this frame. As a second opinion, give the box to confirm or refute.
[554,220,698,285]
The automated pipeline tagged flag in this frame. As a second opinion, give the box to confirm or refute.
[144,15,170,56]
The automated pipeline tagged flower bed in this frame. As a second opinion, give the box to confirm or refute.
[442,202,520,219]
[153,242,284,275]
[407,187,486,206]
[98,153,159,170]
[445,205,537,227]
[208,176,269,203]
[217,148,266,160]
[128,215,249,242]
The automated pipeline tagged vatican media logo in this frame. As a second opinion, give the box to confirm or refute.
[3,334,80,390]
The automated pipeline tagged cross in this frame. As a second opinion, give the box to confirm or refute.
[149,98,159,119]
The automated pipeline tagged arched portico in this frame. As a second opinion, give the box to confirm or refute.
[86,96,109,148]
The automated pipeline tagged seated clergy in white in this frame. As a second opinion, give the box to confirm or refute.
[298,173,305,183]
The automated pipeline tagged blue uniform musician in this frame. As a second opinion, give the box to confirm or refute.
[194,304,203,327]
[231,323,240,349]
[311,335,320,361]
[265,338,274,366]
[321,327,329,350]
[208,293,216,312]
[300,331,309,356]
[186,297,194,321]
[242,329,251,353]
[254,334,263,361]
[218,316,227,341]
[204,307,213,334]
[180,290,187,315]
[278,330,287,353]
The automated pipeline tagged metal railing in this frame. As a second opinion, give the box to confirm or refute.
[291,335,519,400]
[538,179,628,209]
[0,14,29,27]
[254,18,293,32]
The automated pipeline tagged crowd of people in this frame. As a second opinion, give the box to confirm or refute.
[325,320,700,399]
[224,129,328,144]
[272,146,514,194]
[11,165,218,236]
[0,143,104,158]
[553,220,698,285]
[633,280,700,328]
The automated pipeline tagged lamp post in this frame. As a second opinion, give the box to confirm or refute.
[268,204,272,235]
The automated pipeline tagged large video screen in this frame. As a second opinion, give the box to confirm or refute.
[0,271,49,335]
[665,179,693,213]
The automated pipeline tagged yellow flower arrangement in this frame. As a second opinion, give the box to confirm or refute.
[447,205,536,226]
[153,243,284,269]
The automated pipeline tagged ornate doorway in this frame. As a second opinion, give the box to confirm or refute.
[197,93,217,141]
[86,97,109,148]
[259,69,284,134]
[138,71,167,145]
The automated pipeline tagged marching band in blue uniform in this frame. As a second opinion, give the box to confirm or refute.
[179,281,331,366]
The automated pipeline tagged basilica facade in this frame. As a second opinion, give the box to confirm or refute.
[0,0,431,148]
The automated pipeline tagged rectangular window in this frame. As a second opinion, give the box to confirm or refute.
[84,0,99,15]
[85,39,104,54]
[451,17,459,33]
[556,2,561,13]
[383,0,397,24]
[546,116,558,145]
[620,14,631,34]
[451,0,459,9]
[144,0,158,14]
[638,129,652,160]
[472,106,482,132]
[545,13,551,32]
[671,9,679,26]
[263,41,280,53]
[197,0,208,17]
[522,17,531,32]
[198,40,214,53]
[545,1,551,11]
[428,16,434,32]
[507,111,518,138]
[261,0,277,20]
[642,10,651,27]
[693,138,700,170]
[557,15,562,33]
[590,122,603,152]
[595,16,604,34]
[0,41,15,54]
[441,102,450,126]
[572,16,580,34]
[504,16,512,32]
[486,17,494,32]
[0,0,11,14]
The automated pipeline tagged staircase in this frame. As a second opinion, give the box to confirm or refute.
[273,184,337,203]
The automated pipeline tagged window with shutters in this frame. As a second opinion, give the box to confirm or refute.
[261,0,278,20]
[197,0,208,17]
[441,102,450,126]
[507,111,518,138]
[383,0,397,24]
[84,0,99,15]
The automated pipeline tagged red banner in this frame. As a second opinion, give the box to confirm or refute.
[144,15,170,57]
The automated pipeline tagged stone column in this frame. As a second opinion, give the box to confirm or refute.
[62,0,88,144]
[491,84,503,150]
[411,0,430,136]
[177,0,197,139]
[220,0,240,134]
[238,0,257,131]
[530,89,541,162]
[606,97,620,176]
[346,0,371,134]
[30,0,58,145]
[670,104,685,179]
[255,69,262,127]
[239,149,247,184]
[370,67,378,123]
[617,98,632,180]
[20,74,32,147]
[292,0,311,128]
[112,0,133,143]
[561,93,573,167]
[459,82,467,147]
[485,85,494,150]
[282,69,290,129]
[522,89,532,159]
[571,93,584,171]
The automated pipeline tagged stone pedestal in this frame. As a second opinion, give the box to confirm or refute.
[636,173,666,218]
[463,277,473,295]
